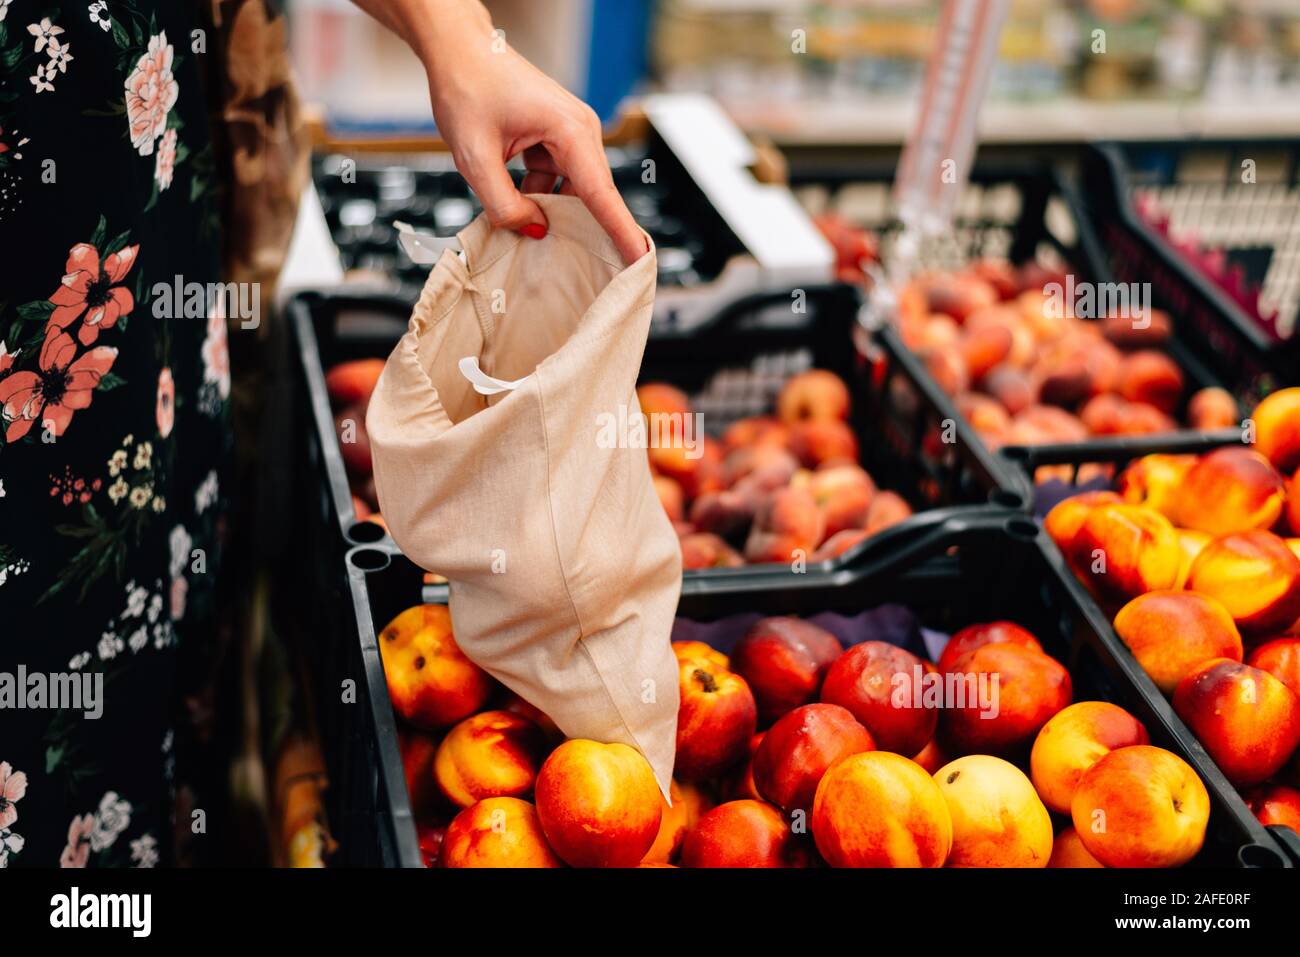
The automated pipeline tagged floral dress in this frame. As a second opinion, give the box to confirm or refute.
[0,1,229,867]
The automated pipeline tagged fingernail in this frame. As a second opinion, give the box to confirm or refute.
[522,223,547,240]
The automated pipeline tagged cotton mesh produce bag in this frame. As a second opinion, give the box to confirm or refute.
[366,194,681,796]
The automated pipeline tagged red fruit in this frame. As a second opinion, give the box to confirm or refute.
[936,621,1044,675]
[752,703,875,815]
[730,617,843,722]
[820,641,938,756]
[325,358,385,408]
[679,800,812,868]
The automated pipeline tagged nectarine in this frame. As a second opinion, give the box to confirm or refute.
[1029,701,1149,814]
[752,703,875,815]
[439,797,563,868]
[379,605,492,729]
[1112,591,1243,694]
[731,617,842,722]
[934,755,1053,868]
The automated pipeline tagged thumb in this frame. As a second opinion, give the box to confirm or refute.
[463,152,548,237]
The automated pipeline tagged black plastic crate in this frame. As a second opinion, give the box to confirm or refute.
[287,284,1026,588]
[340,511,1294,868]
[792,152,1259,492]
[1080,139,1300,401]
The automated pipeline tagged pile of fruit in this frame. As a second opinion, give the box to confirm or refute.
[641,369,913,569]
[894,259,1239,483]
[1045,387,1300,824]
[380,600,1221,868]
[324,357,388,531]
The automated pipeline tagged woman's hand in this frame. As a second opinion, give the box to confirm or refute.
[353,0,646,264]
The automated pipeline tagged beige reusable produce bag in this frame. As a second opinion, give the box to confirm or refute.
[366,194,681,796]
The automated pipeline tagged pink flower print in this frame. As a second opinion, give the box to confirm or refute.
[0,762,27,829]
[0,329,118,442]
[124,32,177,156]
[154,128,176,191]
[48,241,139,345]
[156,366,175,437]
[60,813,94,868]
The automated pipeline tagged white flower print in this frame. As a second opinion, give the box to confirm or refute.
[123,581,148,619]
[147,591,162,624]
[195,470,218,514]
[89,791,132,852]
[108,476,128,503]
[154,127,176,191]
[0,477,5,497]
[0,828,25,867]
[152,620,174,650]
[169,525,191,579]
[133,440,152,470]
[69,651,91,670]
[130,833,158,868]
[27,17,64,53]
[0,1,12,24]
[97,631,124,661]
[30,62,55,93]
[128,626,148,653]
[88,1,111,32]
[108,448,127,476]
[46,36,72,72]
[128,485,151,508]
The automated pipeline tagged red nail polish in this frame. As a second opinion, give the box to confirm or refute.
[522,223,547,240]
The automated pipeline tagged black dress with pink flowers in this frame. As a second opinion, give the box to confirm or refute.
[0,2,227,867]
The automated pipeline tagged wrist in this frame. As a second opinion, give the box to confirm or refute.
[405,0,495,77]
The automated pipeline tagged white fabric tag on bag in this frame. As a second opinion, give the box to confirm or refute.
[457,356,528,395]
[395,220,462,265]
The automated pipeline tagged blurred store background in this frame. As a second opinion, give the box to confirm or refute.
[289,0,1300,139]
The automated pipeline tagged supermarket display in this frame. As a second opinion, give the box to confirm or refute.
[335,512,1296,869]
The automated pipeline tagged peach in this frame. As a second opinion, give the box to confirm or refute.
[1244,783,1300,833]
[433,710,548,809]
[653,475,684,523]
[1173,447,1286,536]
[912,737,949,774]
[1246,636,1300,697]
[534,740,662,867]
[439,797,563,868]
[1070,745,1209,868]
[812,529,871,562]
[777,369,850,423]
[936,621,1043,675]
[679,532,745,570]
[959,324,1013,382]
[676,659,758,781]
[722,415,790,452]
[647,442,702,496]
[1186,530,1300,635]
[788,418,859,469]
[1043,490,1121,552]
[1070,503,1182,603]
[744,487,825,565]
[922,348,970,398]
[957,393,1013,440]
[925,273,998,323]
[1174,529,1212,589]
[934,755,1053,868]
[636,382,691,421]
[1079,393,1129,435]
[752,703,876,815]
[821,641,938,756]
[1289,469,1300,536]
[417,820,447,867]
[672,640,729,672]
[325,358,385,408]
[984,366,1037,416]
[1117,350,1184,414]
[941,644,1072,756]
[1173,658,1300,787]
[689,490,756,546]
[720,444,799,489]
[970,259,1019,300]
[1029,701,1151,814]
[818,482,874,540]
[864,491,914,534]
[1252,387,1300,474]
[731,617,842,722]
[1047,826,1104,868]
[812,751,953,868]
[1007,404,1088,445]
[1187,387,1239,430]
[679,800,812,868]
[378,604,493,729]
[399,727,443,820]
[1115,454,1197,520]
[641,780,694,865]
[1100,308,1172,349]
[1112,591,1243,694]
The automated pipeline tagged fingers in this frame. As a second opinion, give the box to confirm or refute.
[459,146,548,238]
[549,117,647,265]
[520,170,558,195]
